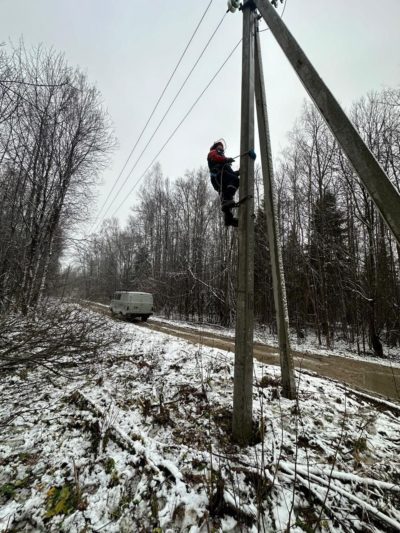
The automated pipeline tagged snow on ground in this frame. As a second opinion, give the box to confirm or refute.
[1,307,400,532]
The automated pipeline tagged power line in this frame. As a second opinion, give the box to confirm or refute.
[109,39,242,219]
[91,0,214,229]
[94,10,228,231]
[281,0,289,19]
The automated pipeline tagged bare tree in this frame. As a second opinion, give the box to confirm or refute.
[0,43,114,312]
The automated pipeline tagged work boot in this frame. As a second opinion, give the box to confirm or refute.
[228,217,239,227]
[224,210,238,227]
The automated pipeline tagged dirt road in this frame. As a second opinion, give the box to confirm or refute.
[138,320,400,403]
[85,302,400,403]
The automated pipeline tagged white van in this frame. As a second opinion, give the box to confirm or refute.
[110,291,153,321]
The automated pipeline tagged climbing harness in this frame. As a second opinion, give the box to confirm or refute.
[209,149,255,206]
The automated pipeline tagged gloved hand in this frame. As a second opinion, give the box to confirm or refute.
[227,157,235,164]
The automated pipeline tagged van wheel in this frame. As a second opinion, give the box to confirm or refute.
[141,316,148,322]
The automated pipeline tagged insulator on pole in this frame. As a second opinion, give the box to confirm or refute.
[227,0,241,13]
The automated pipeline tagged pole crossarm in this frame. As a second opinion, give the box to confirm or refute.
[254,0,400,247]
[254,22,296,399]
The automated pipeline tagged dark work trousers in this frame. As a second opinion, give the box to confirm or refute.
[210,165,240,210]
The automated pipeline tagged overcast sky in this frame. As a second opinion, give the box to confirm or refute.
[1,0,399,233]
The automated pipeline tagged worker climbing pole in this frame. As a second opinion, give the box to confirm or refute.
[231,0,296,446]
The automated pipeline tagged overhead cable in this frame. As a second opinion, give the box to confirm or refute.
[109,38,242,218]
[94,10,228,230]
[91,0,214,229]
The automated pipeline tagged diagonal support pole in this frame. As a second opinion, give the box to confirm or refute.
[254,0,400,247]
[254,20,296,399]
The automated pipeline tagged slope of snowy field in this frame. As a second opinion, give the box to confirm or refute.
[1,307,399,532]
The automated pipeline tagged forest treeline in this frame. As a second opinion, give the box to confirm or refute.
[1,42,398,357]
[72,89,400,357]
[0,43,114,314]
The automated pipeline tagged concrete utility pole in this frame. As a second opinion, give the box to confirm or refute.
[254,0,400,247]
[254,22,296,400]
[232,3,257,445]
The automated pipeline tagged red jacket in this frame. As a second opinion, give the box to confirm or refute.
[207,148,231,173]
